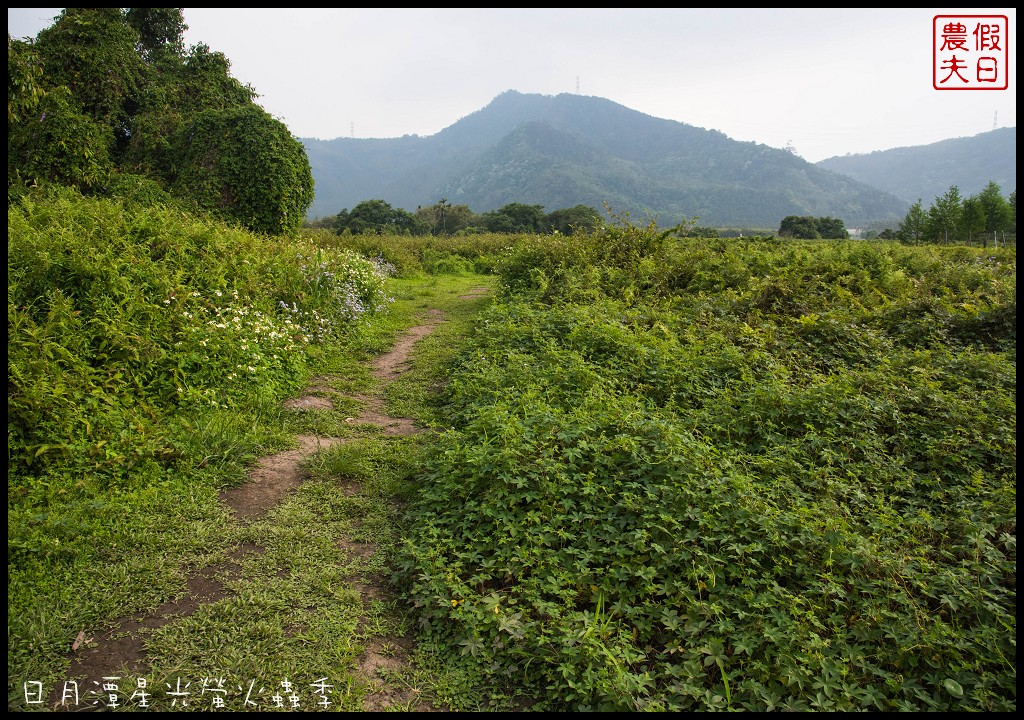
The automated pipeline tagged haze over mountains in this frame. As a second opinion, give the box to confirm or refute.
[815,127,1016,205]
[301,91,1013,229]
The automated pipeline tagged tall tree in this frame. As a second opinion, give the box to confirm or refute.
[976,181,1012,248]
[961,195,986,245]
[926,186,964,244]
[897,200,927,244]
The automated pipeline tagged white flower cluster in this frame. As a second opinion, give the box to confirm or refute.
[287,248,395,333]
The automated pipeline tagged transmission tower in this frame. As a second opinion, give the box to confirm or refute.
[993,110,997,130]
[576,76,580,94]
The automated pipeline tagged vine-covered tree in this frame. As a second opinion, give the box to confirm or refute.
[7,8,313,236]
[121,41,257,177]
[7,34,45,125]
[124,7,187,59]
[169,106,314,235]
[8,36,108,193]
[33,8,146,151]
[8,85,112,193]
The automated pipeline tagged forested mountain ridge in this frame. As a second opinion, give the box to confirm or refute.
[303,90,911,228]
[816,127,1016,204]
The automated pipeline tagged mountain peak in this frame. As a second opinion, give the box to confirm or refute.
[301,92,1008,226]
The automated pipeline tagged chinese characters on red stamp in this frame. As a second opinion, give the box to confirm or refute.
[934,15,1009,90]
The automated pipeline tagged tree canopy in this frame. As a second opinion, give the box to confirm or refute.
[8,8,312,235]
[329,199,606,237]
[334,199,426,235]
[778,215,849,239]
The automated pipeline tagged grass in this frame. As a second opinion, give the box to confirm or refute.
[9,270,500,712]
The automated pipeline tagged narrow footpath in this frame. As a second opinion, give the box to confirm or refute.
[50,278,493,711]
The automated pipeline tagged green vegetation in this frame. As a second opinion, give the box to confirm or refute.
[397,221,1016,711]
[331,198,603,237]
[778,215,848,239]
[8,8,312,235]
[7,9,1016,714]
[7,185,508,711]
[891,182,1015,247]
[7,186,1016,711]
[8,187,394,669]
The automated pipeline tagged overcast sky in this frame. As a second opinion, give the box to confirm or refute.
[8,8,1017,163]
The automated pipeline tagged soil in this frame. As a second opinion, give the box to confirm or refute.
[50,306,455,711]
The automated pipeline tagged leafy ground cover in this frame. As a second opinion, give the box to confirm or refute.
[397,223,1016,710]
[8,193,1015,711]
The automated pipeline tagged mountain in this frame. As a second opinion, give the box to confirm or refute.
[302,90,911,228]
[815,127,1016,204]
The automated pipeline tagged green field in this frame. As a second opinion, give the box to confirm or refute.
[8,190,1016,711]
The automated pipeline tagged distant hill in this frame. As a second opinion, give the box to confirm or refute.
[816,128,1016,204]
[302,91,910,228]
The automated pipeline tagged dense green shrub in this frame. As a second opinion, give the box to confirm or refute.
[167,106,314,235]
[8,188,392,489]
[7,87,113,194]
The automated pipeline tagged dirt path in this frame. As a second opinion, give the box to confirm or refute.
[51,307,453,711]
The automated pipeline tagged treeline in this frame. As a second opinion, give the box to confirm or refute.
[306,198,605,236]
[884,182,1016,247]
[8,8,313,235]
[310,199,787,239]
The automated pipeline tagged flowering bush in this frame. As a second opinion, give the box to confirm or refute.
[8,192,397,479]
[283,247,395,330]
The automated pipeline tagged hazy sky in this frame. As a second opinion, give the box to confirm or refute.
[8,8,1017,163]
